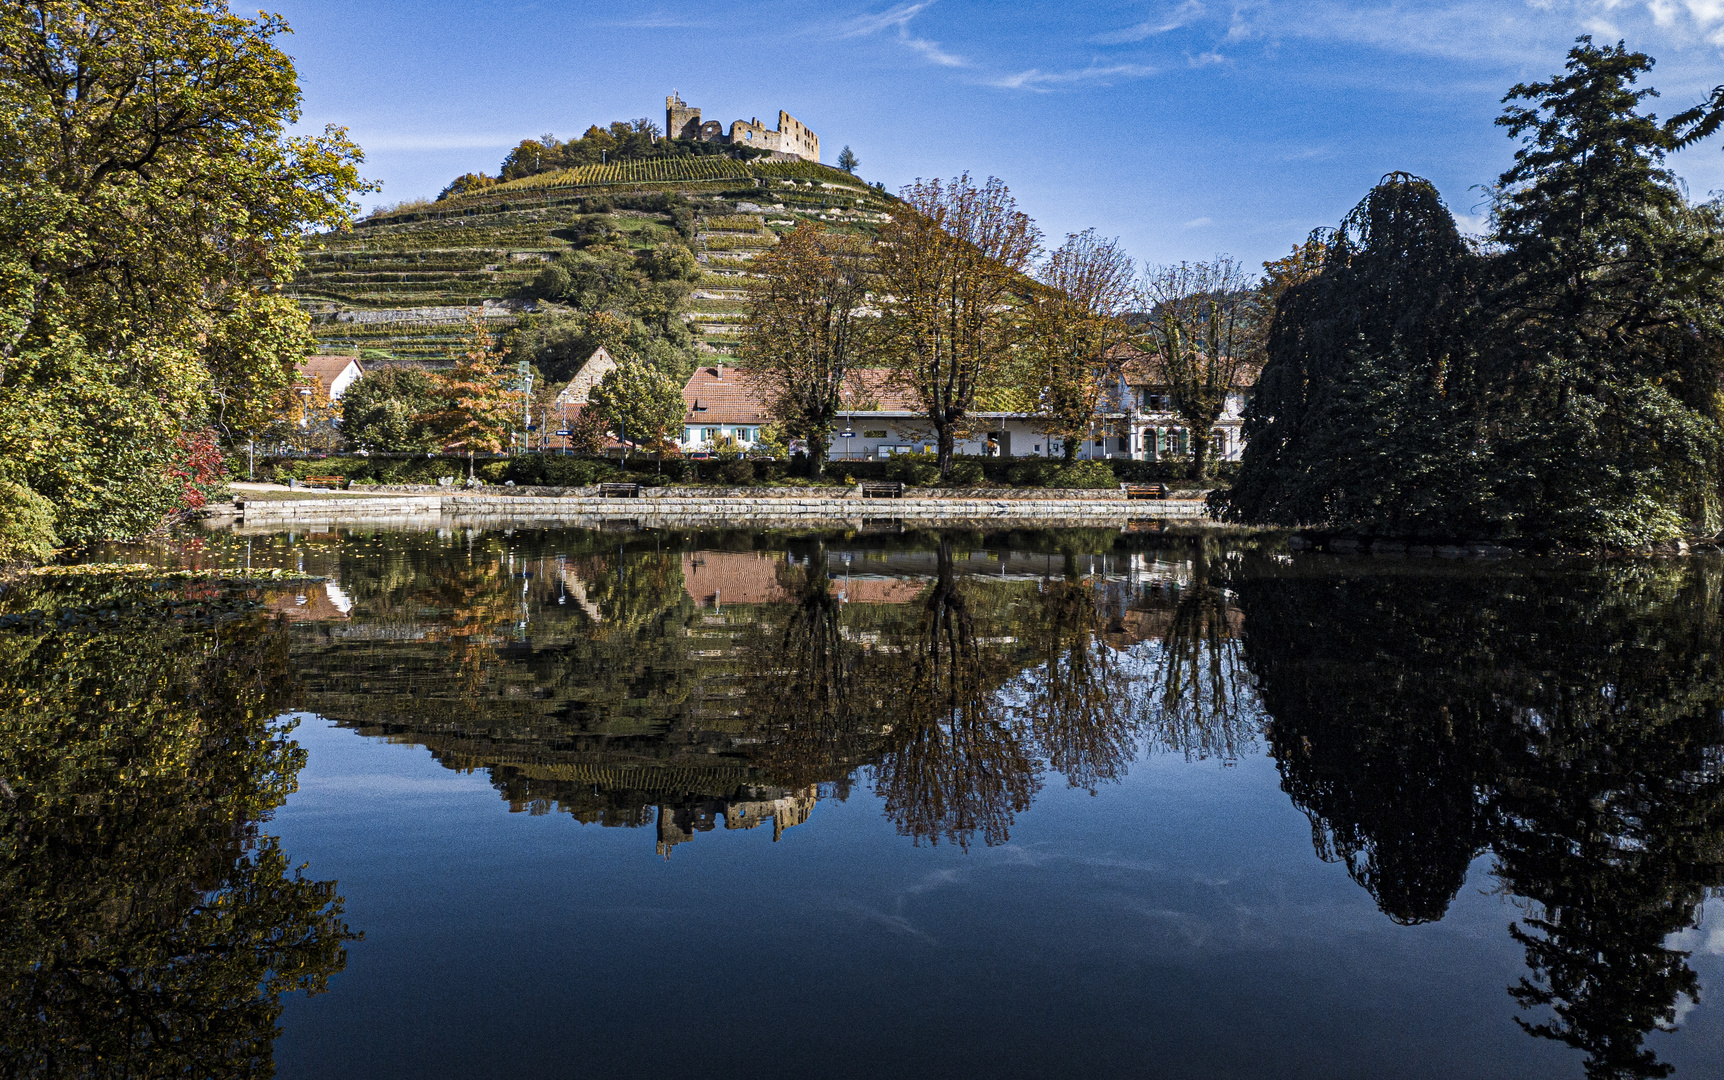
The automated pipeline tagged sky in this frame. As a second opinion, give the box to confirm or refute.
[269,0,1724,269]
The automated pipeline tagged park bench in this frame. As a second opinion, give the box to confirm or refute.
[599,482,641,498]
[859,480,904,499]
[1120,483,1168,500]
[300,476,345,490]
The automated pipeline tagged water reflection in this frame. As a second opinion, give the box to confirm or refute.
[1239,558,1724,1079]
[0,581,353,1078]
[59,526,1724,1077]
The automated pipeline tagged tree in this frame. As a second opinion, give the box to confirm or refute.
[341,367,443,452]
[876,175,1041,480]
[422,316,513,476]
[1485,37,1724,544]
[1135,257,1265,481]
[585,355,686,464]
[837,146,859,174]
[740,223,873,478]
[1019,230,1135,461]
[1226,176,1484,533]
[0,1,371,548]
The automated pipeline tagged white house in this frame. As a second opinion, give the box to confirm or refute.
[297,355,365,401]
[677,359,1257,462]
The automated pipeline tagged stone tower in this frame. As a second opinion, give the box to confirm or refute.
[666,92,701,141]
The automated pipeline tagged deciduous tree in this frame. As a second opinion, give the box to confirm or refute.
[422,317,513,476]
[875,175,1040,480]
[1135,257,1265,481]
[740,223,873,478]
[1019,229,1135,461]
[586,355,686,464]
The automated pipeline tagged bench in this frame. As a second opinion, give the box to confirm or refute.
[300,476,345,490]
[599,482,641,499]
[859,480,904,499]
[1121,483,1168,500]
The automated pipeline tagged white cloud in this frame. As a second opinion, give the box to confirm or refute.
[989,62,1160,90]
[841,2,971,67]
[1091,1,1206,44]
[1184,216,1215,228]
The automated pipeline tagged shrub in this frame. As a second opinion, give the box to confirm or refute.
[719,459,755,484]
[0,478,58,564]
[938,461,986,487]
[1049,461,1118,489]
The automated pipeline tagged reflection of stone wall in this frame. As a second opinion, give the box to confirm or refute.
[656,786,818,857]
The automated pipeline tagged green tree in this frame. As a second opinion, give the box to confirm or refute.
[1487,37,1724,544]
[586,355,686,464]
[0,1,371,549]
[837,146,859,174]
[341,367,443,452]
[740,223,873,478]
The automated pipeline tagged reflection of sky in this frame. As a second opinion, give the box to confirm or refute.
[271,715,1724,1080]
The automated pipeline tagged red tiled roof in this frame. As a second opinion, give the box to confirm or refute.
[298,355,363,396]
[1109,343,1259,389]
[683,366,770,425]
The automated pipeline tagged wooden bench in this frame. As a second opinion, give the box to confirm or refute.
[301,476,345,490]
[859,480,904,499]
[1121,482,1168,500]
[599,482,641,498]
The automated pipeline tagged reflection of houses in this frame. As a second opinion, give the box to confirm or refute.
[676,362,1258,461]
[655,786,818,858]
[682,551,786,607]
[265,581,355,622]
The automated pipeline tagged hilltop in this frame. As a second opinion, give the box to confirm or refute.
[292,153,892,368]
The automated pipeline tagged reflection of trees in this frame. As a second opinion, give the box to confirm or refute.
[1238,558,1724,1079]
[1141,539,1256,762]
[1019,579,1135,792]
[872,538,1040,848]
[742,540,874,787]
[0,597,353,1077]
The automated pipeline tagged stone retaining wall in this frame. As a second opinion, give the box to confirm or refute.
[232,493,1212,530]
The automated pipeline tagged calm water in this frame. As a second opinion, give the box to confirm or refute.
[5,526,1724,1079]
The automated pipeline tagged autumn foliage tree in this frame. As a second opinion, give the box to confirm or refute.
[1019,230,1135,461]
[740,223,873,478]
[423,316,513,475]
[876,175,1041,480]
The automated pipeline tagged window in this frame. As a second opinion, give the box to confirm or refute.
[862,428,888,439]
[1117,435,1130,453]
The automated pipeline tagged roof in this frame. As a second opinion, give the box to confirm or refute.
[683,365,770,425]
[840,369,922,412]
[555,347,616,406]
[297,355,363,396]
[1109,343,1259,389]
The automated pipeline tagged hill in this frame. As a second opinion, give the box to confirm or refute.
[291,156,892,366]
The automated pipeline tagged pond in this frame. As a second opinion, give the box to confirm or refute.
[4,525,1724,1079]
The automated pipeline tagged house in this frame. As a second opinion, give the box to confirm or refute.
[542,347,619,452]
[297,355,365,401]
[674,359,1258,462]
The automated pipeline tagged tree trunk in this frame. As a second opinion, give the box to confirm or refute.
[936,421,955,480]
[809,436,827,480]
[1189,428,1210,482]
[1063,433,1078,463]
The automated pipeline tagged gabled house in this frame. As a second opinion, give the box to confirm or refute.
[297,355,365,401]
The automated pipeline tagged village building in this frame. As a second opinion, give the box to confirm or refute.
[677,360,1257,462]
[296,354,365,401]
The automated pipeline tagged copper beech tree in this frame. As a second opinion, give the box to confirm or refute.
[740,222,872,478]
[1135,257,1266,481]
[1021,230,1136,461]
[876,175,1040,480]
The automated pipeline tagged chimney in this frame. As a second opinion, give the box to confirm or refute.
[715,363,723,380]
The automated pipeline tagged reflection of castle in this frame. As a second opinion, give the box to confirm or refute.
[665,92,820,162]
[655,786,818,858]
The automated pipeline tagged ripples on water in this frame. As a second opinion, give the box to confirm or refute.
[4,525,1724,1078]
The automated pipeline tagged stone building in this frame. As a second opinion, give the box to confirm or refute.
[665,92,820,162]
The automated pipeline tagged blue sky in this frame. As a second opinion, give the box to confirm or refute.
[271,1,1724,269]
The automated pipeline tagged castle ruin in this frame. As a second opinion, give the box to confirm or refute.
[665,92,820,163]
